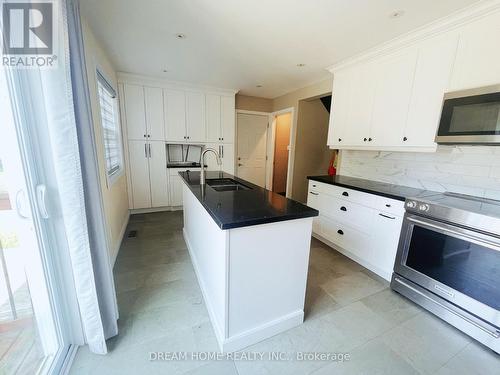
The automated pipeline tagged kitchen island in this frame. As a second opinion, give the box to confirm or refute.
[180,171,318,352]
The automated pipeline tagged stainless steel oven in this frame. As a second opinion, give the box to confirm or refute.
[391,193,500,353]
[436,85,500,144]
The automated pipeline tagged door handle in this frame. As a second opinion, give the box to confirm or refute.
[238,163,243,167]
[144,143,148,158]
[221,145,224,158]
[148,144,152,158]
[15,189,30,219]
[36,184,49,219]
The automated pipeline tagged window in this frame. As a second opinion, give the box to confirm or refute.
[96,70,122,185]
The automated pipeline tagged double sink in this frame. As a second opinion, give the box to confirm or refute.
[206,178,252,192]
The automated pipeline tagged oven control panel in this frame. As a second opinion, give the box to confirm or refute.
[405,200,430,213]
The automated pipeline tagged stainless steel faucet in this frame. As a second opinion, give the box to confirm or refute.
[200,148,221,185]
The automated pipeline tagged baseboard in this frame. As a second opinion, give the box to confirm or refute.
[182,228,225,345]
[112,212,130,267]
[129,206,183,214]
[312,232,391,281]
[221,310,304,352]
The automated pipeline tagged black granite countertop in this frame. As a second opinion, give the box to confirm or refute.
[180,171,319,229]
[167,162,205,168]
[307,175,435,201]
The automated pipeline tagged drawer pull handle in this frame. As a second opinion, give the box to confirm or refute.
[310,192,319,196]
[385,204,391,208]
[337,229,344,235]
[340,206,347,211]
[342,192,349,197]
[379,213,396,220]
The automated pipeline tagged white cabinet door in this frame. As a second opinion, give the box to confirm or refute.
[186,91,206,142]
[221,95,235,143]
[370,212,403,277]
[145,87,165,141]
[370,49,418,147]
[404,33,458,148]
[128,140,150,209]
[344,62,377,146]
[170,175,184,206]
[148,141,169,207]
[450,11,500,91]
[328,69,351,147]
[164,89,186,142]
[123,84,146,140]
[206,94,221,143]
[220,143,234,174]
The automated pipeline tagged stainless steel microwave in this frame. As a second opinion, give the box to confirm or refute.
[436,85,500,144]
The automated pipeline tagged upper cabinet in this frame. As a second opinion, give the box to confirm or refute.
[206,94,235,143]
[123,84,147,140]
[164,89,187,142]
[327,7,500,152]
[450,11,500,91]
[221,96,235,143]
[144,87,165,141]
[185,91,206,142]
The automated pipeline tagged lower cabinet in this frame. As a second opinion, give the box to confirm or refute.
[128,140,169,209]
[307,180,404,280]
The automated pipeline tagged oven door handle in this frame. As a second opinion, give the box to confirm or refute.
[394,277,500,339]
[407,216,500,252]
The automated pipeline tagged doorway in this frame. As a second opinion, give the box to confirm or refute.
[271,113,292,195]
[236,111,269,187]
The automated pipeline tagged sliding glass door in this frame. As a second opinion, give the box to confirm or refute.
[0,69,71,374]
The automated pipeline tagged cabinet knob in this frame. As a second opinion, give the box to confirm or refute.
[340,206,347,212]
[368,137,372,142]
[337,229,344,235]
[364,137,367,142]
[403,136,408,142]
[342,191,349,197]
[338,138,342,142]
[144,134,147,138]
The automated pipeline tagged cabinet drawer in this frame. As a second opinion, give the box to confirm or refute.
[321,216,372,260]
[168,167,201,176]
[320,196,374,233]
[373,196,405,217]
[322,184,378,207]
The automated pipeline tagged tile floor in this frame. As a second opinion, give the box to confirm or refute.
[70,211,500,375]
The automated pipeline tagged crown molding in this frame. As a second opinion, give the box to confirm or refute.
[326,0,500,72]
[116,72,239,95]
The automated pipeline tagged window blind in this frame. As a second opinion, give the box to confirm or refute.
[96,72,121,178]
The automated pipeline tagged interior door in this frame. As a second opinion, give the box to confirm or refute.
[123,84,146,140]
[206,94,221,143]
[144,87,165,141]
[236,113,268,187]
[128,140,151,209]
[272,113,291,193]
[148,141,169,207]
[221,96,235,143]
[186,91,206,142]
[164,89,186,142]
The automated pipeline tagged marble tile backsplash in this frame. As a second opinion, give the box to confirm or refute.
[338,146,500,200]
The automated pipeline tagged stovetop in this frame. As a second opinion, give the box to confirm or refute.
[405,192,500,235]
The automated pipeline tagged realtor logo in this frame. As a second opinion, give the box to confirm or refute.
[3,2,53,54]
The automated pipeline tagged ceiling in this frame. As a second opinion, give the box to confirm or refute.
[80,0,481,98]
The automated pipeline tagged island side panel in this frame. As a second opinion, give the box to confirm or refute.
[225,217,313,351]
[182,184,228,343]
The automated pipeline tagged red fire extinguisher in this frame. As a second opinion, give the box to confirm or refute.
[328,151,337,176]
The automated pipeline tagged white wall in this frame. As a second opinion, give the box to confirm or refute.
[339,146,500,199]
[81,17,129,264]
